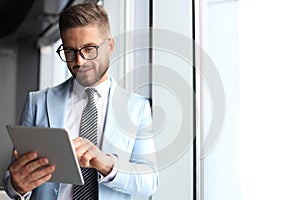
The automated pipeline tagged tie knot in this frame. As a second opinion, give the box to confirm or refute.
[85,88,95,100]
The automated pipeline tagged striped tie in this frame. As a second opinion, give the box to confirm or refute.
[73,88,98,200]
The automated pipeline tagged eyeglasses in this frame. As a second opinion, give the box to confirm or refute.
[56,38,109,62]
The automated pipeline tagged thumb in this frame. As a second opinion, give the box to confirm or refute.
[13,150,19,159]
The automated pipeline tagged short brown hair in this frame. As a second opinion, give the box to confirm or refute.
[59,2,110,35]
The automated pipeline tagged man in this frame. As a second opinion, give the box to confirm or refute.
[3,2,158,200]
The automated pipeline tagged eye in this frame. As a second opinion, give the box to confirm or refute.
[64,49,73,55]
[82,46,95,53]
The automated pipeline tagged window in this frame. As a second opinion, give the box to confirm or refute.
[39,39,70,89]
[237,1,300,200]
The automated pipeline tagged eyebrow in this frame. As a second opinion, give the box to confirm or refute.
[63,42,99,49]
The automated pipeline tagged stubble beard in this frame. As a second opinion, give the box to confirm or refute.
[71,61,110,87]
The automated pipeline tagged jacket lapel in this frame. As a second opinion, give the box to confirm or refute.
[46,78,73,128]
[102,78,118,151]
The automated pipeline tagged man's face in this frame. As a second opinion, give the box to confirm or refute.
[61,25,114,87]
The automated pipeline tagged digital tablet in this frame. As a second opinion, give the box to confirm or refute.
[6,125,84,185]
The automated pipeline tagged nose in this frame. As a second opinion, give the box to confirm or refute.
[74,51,85,65]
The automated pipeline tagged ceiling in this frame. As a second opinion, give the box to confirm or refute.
[0,0,72,45]
[0,0,35,38]
[0,0,101,46]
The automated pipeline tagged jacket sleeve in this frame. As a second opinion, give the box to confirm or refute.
[2,93,34,200]
[19,92,35,126]
[101,99,159,198]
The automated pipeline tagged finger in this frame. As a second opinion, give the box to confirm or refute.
[27,164,55,183]
[74,138,92,152]
[75,139,94,155]
[20,173,53,194]
[73,137,93,149]
[10,152,38,172]
[14,150,19,159]
[73,137,82,143]
[10,164,55,195]
[10,157,50,184]
[29,173,53,189]
[79,150,95,167]
[74,140,96,167]
[33,173,53,186]
[73,137,84,148]
[23,157,50,175]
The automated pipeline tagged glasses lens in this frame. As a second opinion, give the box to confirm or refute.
[63,49,75,62]
[81,46,98,60]
[57,49,73,62]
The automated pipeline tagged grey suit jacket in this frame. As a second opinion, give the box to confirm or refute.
[3,77,158,200]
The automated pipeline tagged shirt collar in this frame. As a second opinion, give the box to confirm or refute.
[73,75,111,99]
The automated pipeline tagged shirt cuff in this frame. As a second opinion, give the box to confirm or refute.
[7,178,31,200]
[98,154,119,183]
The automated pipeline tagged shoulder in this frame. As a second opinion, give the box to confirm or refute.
[29,78,73,98]
[110,77,150,107]
[109,78,151,123]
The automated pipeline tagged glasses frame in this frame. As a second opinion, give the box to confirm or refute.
[56,38,109,63]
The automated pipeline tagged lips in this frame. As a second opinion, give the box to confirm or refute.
[79,67,91,73]
[75,66,93,74]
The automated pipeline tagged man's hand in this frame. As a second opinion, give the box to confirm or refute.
[73,137,114,176]
[9,150,55,195]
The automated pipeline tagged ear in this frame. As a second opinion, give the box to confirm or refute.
[108,37,114,57]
